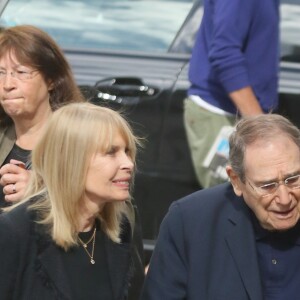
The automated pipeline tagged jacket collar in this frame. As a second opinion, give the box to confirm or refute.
[105,236,132,299]
[0,125,15,166]
[33,220,132,300]
[225,195,263,300]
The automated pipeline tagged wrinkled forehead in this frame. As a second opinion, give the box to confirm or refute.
[244,136,300,179]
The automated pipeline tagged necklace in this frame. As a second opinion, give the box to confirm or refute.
[78,227,96,264]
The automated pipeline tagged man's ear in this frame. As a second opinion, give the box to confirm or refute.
[226,165,243,196]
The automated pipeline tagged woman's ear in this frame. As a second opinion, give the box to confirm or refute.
[226,165,243,196]
[48,81,54,91]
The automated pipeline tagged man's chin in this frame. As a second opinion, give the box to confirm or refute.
[269,219,299,232]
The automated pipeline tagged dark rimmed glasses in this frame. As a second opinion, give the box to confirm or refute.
[247,174,300,197]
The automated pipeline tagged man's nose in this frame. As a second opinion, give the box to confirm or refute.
[275,184,292,206]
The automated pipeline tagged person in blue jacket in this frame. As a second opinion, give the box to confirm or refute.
[184,0,280,188]
[141,114,300,299]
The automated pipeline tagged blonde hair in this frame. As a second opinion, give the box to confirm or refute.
[21,102,139,250]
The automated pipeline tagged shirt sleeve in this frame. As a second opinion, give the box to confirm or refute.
[208,0,256,93]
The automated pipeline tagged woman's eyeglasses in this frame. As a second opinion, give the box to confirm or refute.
[0,69,38,81]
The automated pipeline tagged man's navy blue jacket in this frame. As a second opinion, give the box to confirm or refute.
[141,183,263,300]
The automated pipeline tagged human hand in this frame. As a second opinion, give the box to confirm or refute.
[0,159,31,203]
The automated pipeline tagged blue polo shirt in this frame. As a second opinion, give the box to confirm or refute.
[252,217,300,299]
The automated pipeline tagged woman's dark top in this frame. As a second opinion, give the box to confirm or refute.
[60,225,113,300]
[0,200,144,299]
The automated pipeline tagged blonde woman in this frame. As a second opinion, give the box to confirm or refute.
[0,102,144,299]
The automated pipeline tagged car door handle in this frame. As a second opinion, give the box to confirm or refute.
[94,77,158,104]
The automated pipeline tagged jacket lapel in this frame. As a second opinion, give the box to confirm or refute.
[34,223,72,300]
[105,235,131,300]
[0,125,15,165]
[225,201,263,300]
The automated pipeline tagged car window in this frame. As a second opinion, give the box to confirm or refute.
[281,3,300,63]
[1,0,300,62]
[0,0,194,52]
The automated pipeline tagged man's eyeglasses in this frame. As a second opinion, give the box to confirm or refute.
[247,174,300,197]
[0,69,38,81]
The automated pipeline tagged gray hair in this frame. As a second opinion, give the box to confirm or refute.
[228,114,300,182]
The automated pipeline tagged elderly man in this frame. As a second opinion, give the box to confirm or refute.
[141,114,300,300]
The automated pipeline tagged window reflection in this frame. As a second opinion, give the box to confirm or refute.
[0,0,193,52]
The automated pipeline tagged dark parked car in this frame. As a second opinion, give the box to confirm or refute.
[1,0,300,261]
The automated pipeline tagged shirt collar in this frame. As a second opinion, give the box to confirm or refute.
[250,211,300,245]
